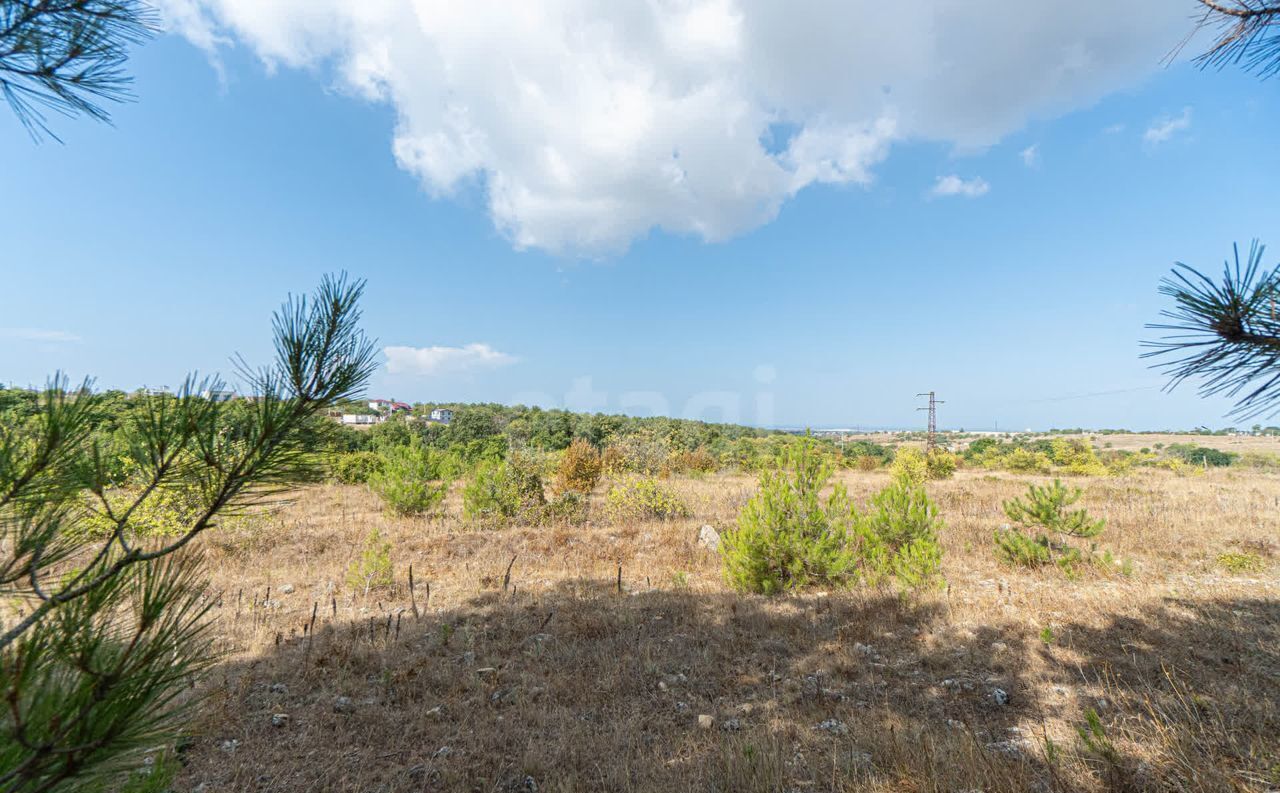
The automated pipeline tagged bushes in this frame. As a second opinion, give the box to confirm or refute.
[555,438,603,493]
[669,447,719,475]
[720,440,944,594]
[1003,447,1053,474]
[330,450,382,484]
[925,448,957,480]
[369,439,453,516]
[1166,443,1236,467]
[463,456,547,525]
[890,446,954,482]
[347,528,394,594]
[890,447,928,486]
[605,476,690,521]
[995,479,1104,571]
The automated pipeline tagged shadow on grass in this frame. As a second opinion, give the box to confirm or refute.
[176,581,1279,793]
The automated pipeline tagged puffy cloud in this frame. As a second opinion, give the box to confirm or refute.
[930,174,989,198]
[1020,144,1040,168]
[0,328,81,343]
[1143,106,1192,145]
[383,343,516,376]
[156,0,1190,255]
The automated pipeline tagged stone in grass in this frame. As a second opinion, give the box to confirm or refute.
[270,713,289,728]
[816,719,848,736]
[990,688,1010,707]
[697,714,715,729]
[720,718,742,732]
[279,583,295,595]
[697,524,721,551]
[333,696,355,714]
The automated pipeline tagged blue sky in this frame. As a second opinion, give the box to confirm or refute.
[2,3,1278,431]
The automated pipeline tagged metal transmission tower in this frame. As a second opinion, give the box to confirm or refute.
[917,391,944,450]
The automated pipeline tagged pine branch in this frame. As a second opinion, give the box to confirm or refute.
[0,0,157,140]
[1144,241,1280,418]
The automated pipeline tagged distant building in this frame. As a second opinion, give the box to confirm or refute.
[341,414,380,425]
[368,398,412,413]
[428,408,454,424]
[201,388,237,403]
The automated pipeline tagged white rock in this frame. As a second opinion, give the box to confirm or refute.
[279,584,295,595]
[720,718,742,732]
[697,714,714,729]
[219,739,239,754]
[991,688,1010,706]
[333,696,355,713]
[270,713,289,728]
[697,524,721,551]
[816,719,848,736]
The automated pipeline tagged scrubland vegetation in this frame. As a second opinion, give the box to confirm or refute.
[6,375,1278,792]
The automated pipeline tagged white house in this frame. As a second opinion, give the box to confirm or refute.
[341,414,380,425]
[428,408,454,424]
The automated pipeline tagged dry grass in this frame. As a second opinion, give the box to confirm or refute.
[176,465,1280,792]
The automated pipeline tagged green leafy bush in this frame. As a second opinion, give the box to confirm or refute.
[1166,443,1236,467]
[330,450,383,484]
[890,447,928,486]
[462,456,546,526]
[995,479,1104,570]
[925,448,958,480]
[542,490,589,525]
[605,476,690,522]
[1218,551,1264,573]
[669,447,719,475]
[369,439,452,516]
[555,438,603,493]
[347,528,394,594]
[1002,447,1054,474]
[1050,439,1108,476]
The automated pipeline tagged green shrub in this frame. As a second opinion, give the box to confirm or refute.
[1218,551,1264,573]
[1003,479,1104,537]
[462,456,546,526]
[996,479,1104,570]
[721,439,945,594]
[721,441,859,594]
[863,477,945,590]
[542,489,588,525]
[889,447,928,486]
[605,476,690,521]
[925,448,958,480]
[601,436,670,475]
[347,528,394,594]
[330,450,383,484]
[1166,443,1236,467]
[369,439,452,516]
[555,438,603,493]
[1002,447,1053,474]
[669,447,719,475]
[1050,439,1107,476]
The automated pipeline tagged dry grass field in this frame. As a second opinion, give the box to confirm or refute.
[175,463,1280,793]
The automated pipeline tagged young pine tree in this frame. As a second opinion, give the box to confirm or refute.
[995,479,1105,570]
[0,275,376,792]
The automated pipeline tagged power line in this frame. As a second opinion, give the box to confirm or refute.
[916,391,943,450]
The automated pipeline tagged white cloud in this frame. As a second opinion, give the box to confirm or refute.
[1019,144,1040,168]
[156,0,1190,256]
[383,343,516,376]
[1143,107,1192,145]
[930,174,990,198]
[0,328,81,343]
